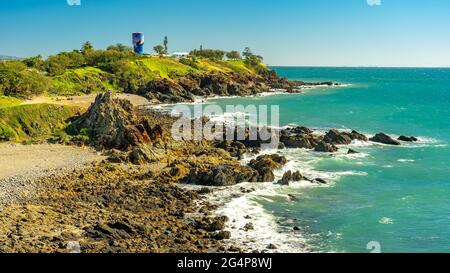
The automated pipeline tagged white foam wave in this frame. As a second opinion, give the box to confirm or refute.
[397,159,416,163]
[379,217,394,225]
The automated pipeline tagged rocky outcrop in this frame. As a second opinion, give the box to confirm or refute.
[214,140,259,159]
[323,129,368,145]
[76,91,154,150]
[185,164,259,186]
[248,154,288,182]
[278,171,304,186]
[280,127,322,149]
[138,78,195,103]
[370,133,401,145]
[278,127,372,153]
[349,130,368,141]
[136,69,339,104]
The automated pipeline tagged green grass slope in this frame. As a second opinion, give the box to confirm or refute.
[0,104,79,142]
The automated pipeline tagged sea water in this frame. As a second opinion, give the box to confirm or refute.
[177,67,450,253]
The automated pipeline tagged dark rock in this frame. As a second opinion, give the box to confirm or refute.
[314,141,339,153]
[370,133,401,145]
[257,167,275,183]
[293,226,300,231]
[228,246,242,252]
[323,129,353,145]
[248,154,287,182]
[348,149,359,154]
[398,136,419,142]
[185,164,258,186]
[279,171,304,185]
[280,134,320,149]
[243,223,255,231]
[267,244,278,250]
[214,231,231,240]
[140,78,194,103]
[288,194,299,202]
[197,216,229,232]
[350,130,368,141]
[312,178,328,184]
[198,188,214,195]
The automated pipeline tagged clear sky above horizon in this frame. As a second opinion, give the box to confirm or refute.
[1,0,449,67]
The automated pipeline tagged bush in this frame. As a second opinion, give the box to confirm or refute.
[44,51,86,76]
[110,60,158,93]
[179,57,199,69]
[0,61,51,98]
[85,50,136,73]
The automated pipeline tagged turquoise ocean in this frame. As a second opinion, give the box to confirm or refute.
[175,67,450,253]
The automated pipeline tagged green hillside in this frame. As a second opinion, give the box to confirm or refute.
[0,104,79,142]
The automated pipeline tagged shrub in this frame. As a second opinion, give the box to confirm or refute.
[0,61,51,98]
[179,57,199,69]
[44,51,86,76]
[110,60,158,93]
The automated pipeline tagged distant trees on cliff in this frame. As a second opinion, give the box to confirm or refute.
[190,49,226,60]
[243,47,263,67]
[107,43,133,52]
[226,51,242,60]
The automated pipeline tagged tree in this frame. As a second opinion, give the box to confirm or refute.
[107,43,133,52]
[22,55,44,70]
[226,51,241,60]
[81,41,94,55]
[243,47,252,59]
[242,47,263,67]
[163,36,169,53]
[153,45,166,57]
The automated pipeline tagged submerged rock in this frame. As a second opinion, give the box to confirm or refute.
[370,133,401,145]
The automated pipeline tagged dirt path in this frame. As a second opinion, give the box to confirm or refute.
[23,93,151,109]
[0,143,105,208]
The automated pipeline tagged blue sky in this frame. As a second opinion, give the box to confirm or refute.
[0,0,449,67]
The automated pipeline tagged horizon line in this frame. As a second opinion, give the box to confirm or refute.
[268,65,450,69]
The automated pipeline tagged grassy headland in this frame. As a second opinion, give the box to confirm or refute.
[0,43,277,143]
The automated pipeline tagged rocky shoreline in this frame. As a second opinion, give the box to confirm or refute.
[0,69,418,253]
[132,69,340,104]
